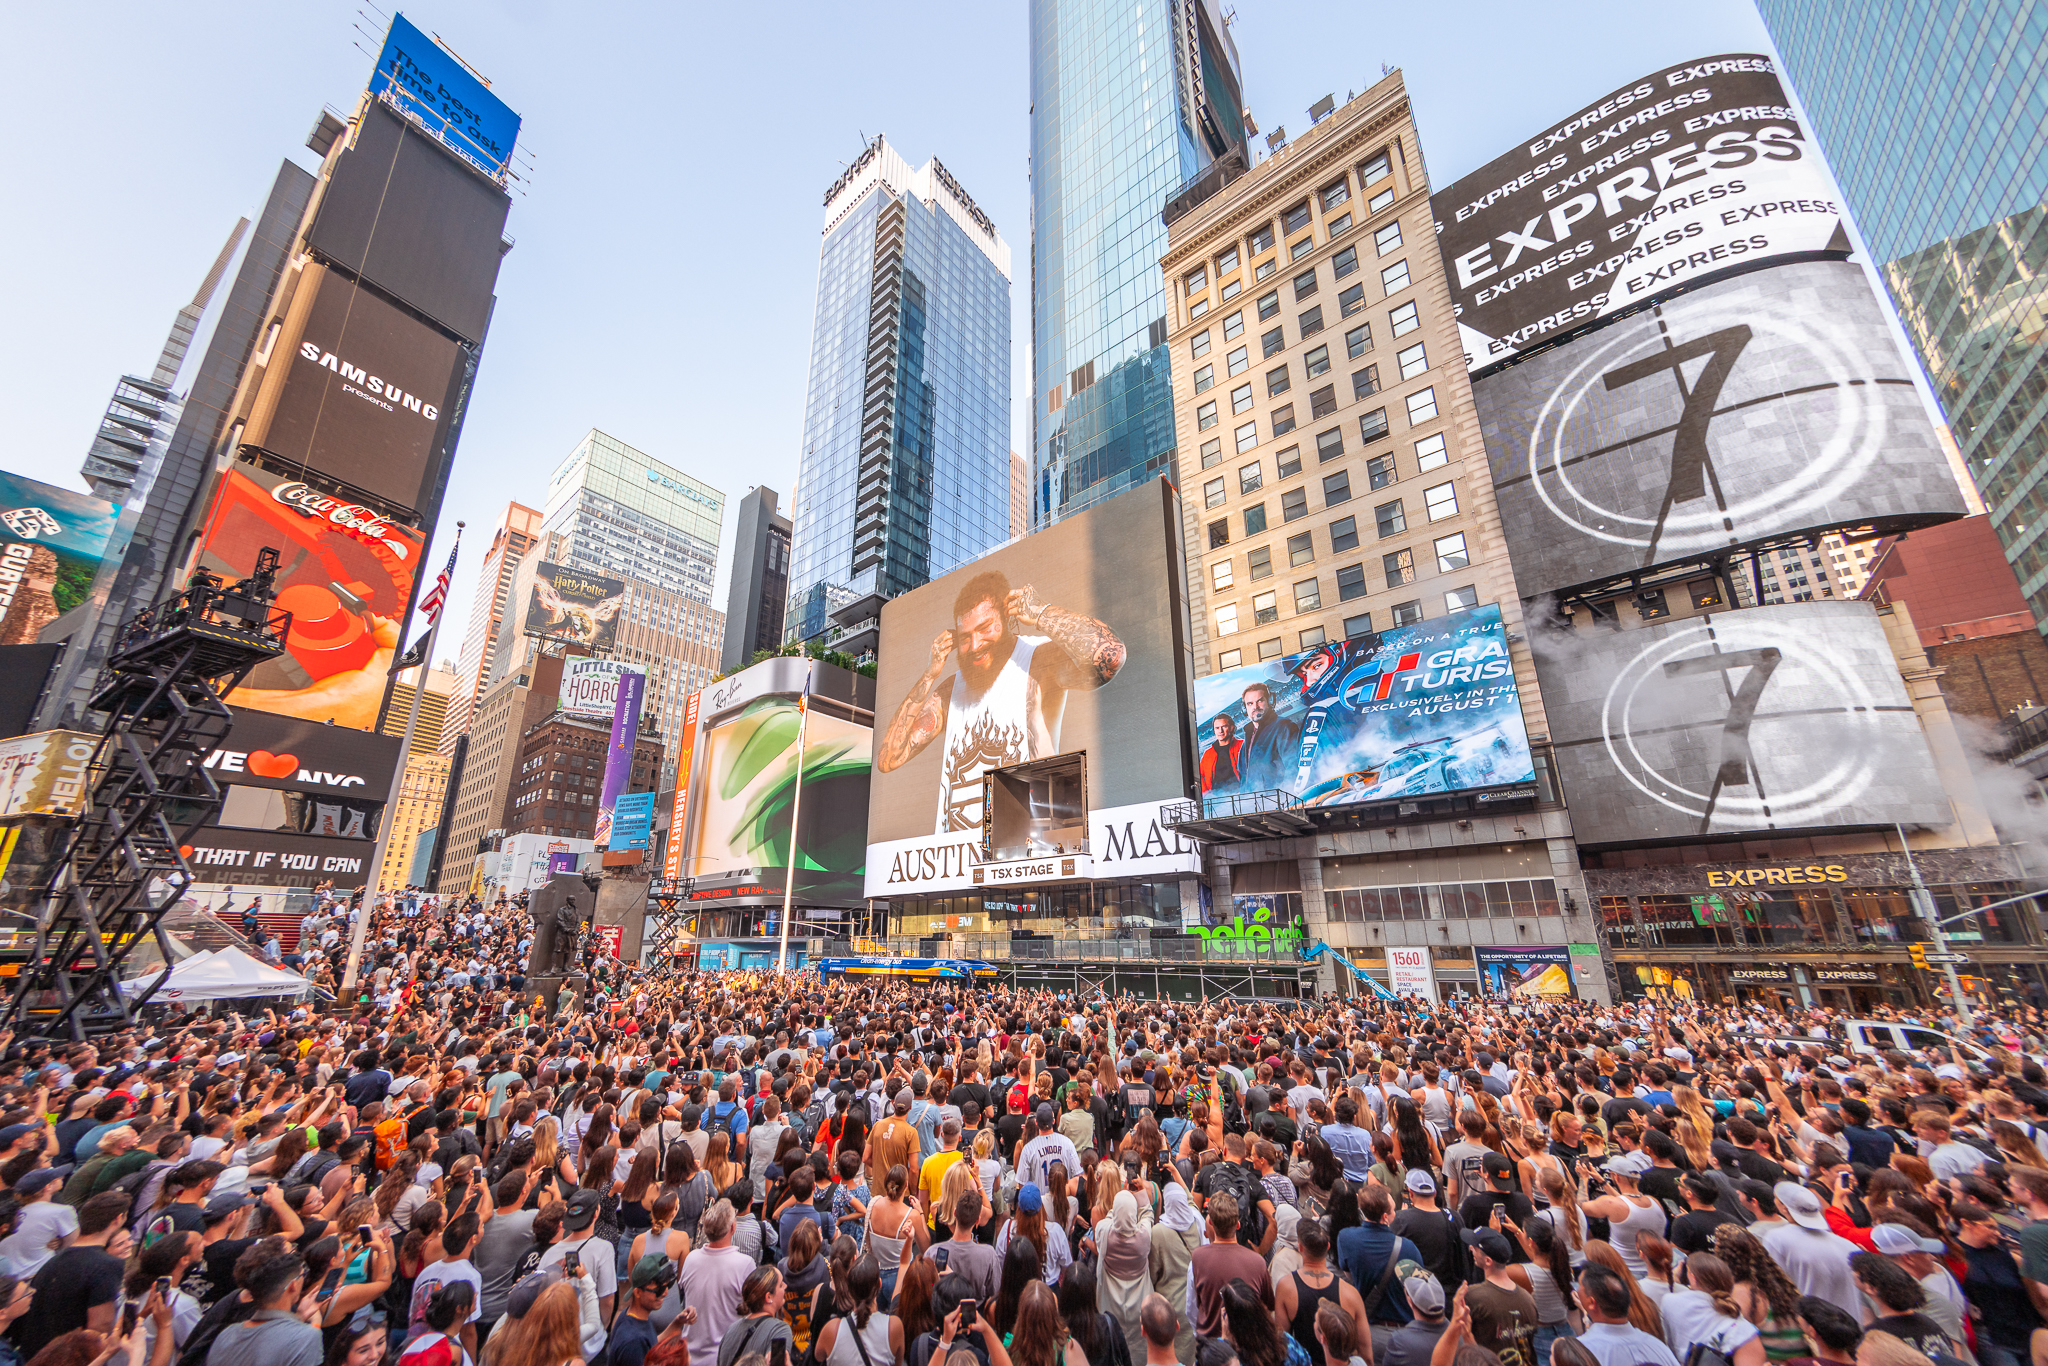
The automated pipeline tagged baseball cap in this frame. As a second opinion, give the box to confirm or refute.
[630,1254,677,1290]
[1035,1103,1056,1128]
[203,1192,253,1223]
[506,1273,550,1319]
[564,1189,601,1230]
[1461,1228,1513,1263]
[1017,1183,1043,1213]
[14,1167,69,1195]
[1404,1168,1435,1195]
[1774,1180,1828,1230]
[1481,1152,1514,1180]
[1403,1272,1446,1317]
[1871,1223,1943,1255]
[0,1124,37,1148]
[1603,1154,1648,1177]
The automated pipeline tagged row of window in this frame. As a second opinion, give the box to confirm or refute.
[1212,585,1481,668]
[1206,471,1461,545]
[1212,532,1470,629]
[1182,150,1398,311]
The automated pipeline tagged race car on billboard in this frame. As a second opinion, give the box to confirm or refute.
[1297,725,1524,805]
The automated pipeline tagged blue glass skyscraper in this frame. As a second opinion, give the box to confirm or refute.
[1030,0,1247,526]
[1757,1,2048,626]
[786,136,1013,649]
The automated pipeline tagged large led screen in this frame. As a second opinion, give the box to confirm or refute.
[1432,54,1844,372]
[1191,604,1535,810]
[0,471,120,648]
[1534,600,1950,843]
[689,697,871,905]
[869,480,1191,841]
[1472,261,1964,595]
[524,562,625,651]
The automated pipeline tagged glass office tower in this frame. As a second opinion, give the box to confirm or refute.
[1030,0,1247,527]
[786,136,1012,648]
[1759,1,2048,627]
[541,429,724,603]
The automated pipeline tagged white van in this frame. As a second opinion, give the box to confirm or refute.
[1840,1019,1997,1066]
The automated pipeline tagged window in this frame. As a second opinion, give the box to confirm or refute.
[1281,488,1309,521]
[1231,383,1254,414]
[1193,364,1214,393]
[1390,301,1421,337]
[1391,599,1423,626]
[1406,387,1439,423]
[1360,407,1391,443]
[1306,385,1336,420]
[1424,481,1459,520]
[1218,245,1240,274]
[1200,438,1223,468]
[1352,365,1381,401]
[1271,404,1297,437]
[1290,236,1315,261]
[1189,298,1208,318]
[1360,152,1391,184]
[1217,648,1242,669]
[1327,211,1352,236]
[1204,477,1227,508]
[1323,470,1353,505]
[1339,284,1366,317]
[1337,563,1368,600]
[1251,225,1275,255]
[1299,305,1325,336]
[1382,260,1412,294]
[1305,344,1331,378]
[1258,638,1284,660]
[1434,531,1470,572]
[1316,427,1345,462]
[1293,269,1319,300]
[1370,187,1395,213]
[1227,345,1249,376]
[1266,365,1291,396]
[1211,559,1234,590]
[1346,322,1372,358]
[1239,462,1263,495]
[1197,401,1217,430]
[1375,220,1404,255]
[1414,433,1448,471]
[1234,421,1259,454]
[1262,326,1285,358]
[1248,546,1272,579]
[1185,267,1208,296]
[1256,258,1276,281]
[1366,452,1396,490]
[1330,516,1360,551]
[1208,519,1230,549]
[1253,591,1279,625]
[1294,578,1322,613]
[1257,291,1280,320]
[1223,310,1245,340]
[1244,503,1268,535]
[1214,603,1240,635]
[1191,330,1211,358]
[1284,202,1312,235]
[1377,502,1408,538]
[1445,585,1479,612]
[1276,446,1302,479]
[1288,532,1315,567]
[1344,612,1373,639]
[1397,342,1429,379]
[1332,245,1359,278]
[1321,179,1351,212]
[1384,547,1415,584]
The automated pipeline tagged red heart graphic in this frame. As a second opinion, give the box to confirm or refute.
[247,751,299,779]
[179,845,194,859]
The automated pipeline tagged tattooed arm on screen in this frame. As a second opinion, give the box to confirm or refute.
[1007,586,1125,689]
[876,630,957,772]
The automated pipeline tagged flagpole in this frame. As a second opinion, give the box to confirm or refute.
[342,522,463,998]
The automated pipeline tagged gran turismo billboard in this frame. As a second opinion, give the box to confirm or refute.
[1191,604,1535,810]
[524,562,626,651]
[1472,261,1964,594]
[0,471,120,648]
[1432,55,1845,372]
[1534,600,1951,843]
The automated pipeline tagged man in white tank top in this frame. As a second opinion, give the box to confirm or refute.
[877,571,1126,833]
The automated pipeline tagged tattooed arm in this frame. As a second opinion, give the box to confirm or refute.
[876,630,956,772]
[1006,586,1125,689]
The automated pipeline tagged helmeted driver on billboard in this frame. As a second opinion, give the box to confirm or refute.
[877,571,1125,833]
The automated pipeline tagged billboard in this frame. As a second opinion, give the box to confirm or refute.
[182,826,387,888]
[592,669,646,849]
[864,798,1202,897]
[525,561,625,651]
[1473,261,1964,593]
[558,659,646,721]
[255,270,466,515]
[1432,54,1844,372]
[0,471,120,647]
[0,730,94,818]
[663,690,701,878]
[1387,946,1436,1002]
[1476,946,1575,998]
[869,481,1190,841]
[195,462,427,731]
[1534,600,1951,843]
[690,696,872,905]
[208,707,403,799]
[366,13,522,178]
[610,792,656,851]
[1192,604,1534,810]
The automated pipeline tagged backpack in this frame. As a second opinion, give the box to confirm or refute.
[301,1151,342,1189]
[1208,1160,1265,1250]
[708,1102,741,1141]
[375,1106,421,1171]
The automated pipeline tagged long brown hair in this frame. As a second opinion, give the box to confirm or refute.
[1009,1282,1065,1366]
[1584,1241,1661,1337]
[491,1281,583,1366]
[895,1259,938,1342]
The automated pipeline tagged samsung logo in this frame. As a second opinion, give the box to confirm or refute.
[645,470,720,510]
[298,341,439,421]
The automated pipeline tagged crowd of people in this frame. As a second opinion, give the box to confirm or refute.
[0,889,2042,1366]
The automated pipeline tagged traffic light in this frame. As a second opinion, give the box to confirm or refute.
[1910,943,1929,970]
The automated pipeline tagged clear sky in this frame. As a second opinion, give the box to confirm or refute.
[0,0,1774,658]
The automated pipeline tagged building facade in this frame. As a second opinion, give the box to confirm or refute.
[444,501,543,755]
[435,651,561,894]
[379,750,453,895]
[504,712,663,841]
[541,429,723,605]
[1758,0,2048,630]
[1029,0,1246,527]
[720,486,792,673]
[785,135,1012,649]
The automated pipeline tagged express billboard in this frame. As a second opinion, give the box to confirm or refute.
[689,697,872,905]
[1472,261,1964,594]
[1192,604,1534,811]
[524,562,625,651]
[0,471,120,648]
[195,462,426,732]
[869,480,1191,841]
[367,13,522,178]
[1432,55,1844,372]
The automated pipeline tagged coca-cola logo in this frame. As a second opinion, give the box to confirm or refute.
[271,483,414,561]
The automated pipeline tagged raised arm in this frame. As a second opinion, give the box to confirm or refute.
[876,633,956,773]
[1009,587,1124,690]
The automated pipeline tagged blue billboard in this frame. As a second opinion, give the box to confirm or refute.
[1192,604,1535,811]
[367,14,521,177]
[610,792,656,851]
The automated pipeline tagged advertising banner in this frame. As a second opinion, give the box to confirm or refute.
[0,730,95,818]
[558,659,647,721]
[367,13,523,178]
[1472,261,1964,593]
[593,670,645,849]
[498,834,594,893]
[1387,946,1437,1002]
[209,707,403,799]
[1192,604,1534,810]
[663,690,701,878]
[691,696,871,905]
[610,792,656,851]
[1476,945,1576,998]
[1535,600,1950,842]
[1432,54,1844,372]
[181,826,387,888]
[870,481,1189,841]
[195,462,427,731]
[0,473,119,648]
[865,798,1201,897]
[525,561,626,651]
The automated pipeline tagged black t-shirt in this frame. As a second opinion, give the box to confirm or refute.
[606,1312,662,1366]
[1638,1166,1684,1214]
[1457,1193,1535,1261]
[1669,1209,1739,1255]
[995,1113,1027,1164]
[949,1081,993,1117]
[187,1235,259,1305]
[1391,1207,1465,1290]
[1867,1314,1953,1362]
[16,1245,123,1359]
[1601,1097,1650,1130]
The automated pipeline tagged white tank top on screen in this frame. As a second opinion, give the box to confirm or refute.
[938,636,1044,832]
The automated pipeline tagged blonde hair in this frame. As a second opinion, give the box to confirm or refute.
[532,1115,562,1174]
[939,1157,979,1228]
[1537,1166,1584,1252]
[1675,1118,1714,1173]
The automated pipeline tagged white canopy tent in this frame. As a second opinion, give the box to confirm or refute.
[124,947,314,1001]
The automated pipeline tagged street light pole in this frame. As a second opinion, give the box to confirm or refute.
[1898,823,1973,1029]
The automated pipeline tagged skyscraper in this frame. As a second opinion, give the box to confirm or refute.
[444,501,543,755]
[785,136,1012,649]
[542,429,722,602]
[1030,0,1247,528]
[721,485,792,672]
[1757,1,2048,627]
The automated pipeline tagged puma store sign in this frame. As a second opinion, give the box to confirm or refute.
[211,707,403,797]
[866,799,1202,897]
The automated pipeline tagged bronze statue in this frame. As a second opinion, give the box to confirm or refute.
[553,895,585,972]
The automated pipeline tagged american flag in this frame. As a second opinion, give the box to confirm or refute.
[418,544,457,623]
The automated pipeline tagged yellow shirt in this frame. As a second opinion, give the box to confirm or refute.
[918,1148,964,1227]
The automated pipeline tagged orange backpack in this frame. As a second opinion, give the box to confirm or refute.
[374,1105,421,1171]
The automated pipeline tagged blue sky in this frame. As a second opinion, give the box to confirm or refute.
[1,0,1774,652]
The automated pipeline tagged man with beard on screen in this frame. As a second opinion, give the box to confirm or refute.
[878,571,1126,833]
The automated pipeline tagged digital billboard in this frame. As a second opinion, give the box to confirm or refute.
[1534,600,1951,843]
[195,462,426,731]
[869,480,1191,841]
[1476,946,1575,998]
[1472,261,1964,594]
[558,659,646,721]
[0,471,120,648]
[610,792,656,851]
[208,707,403,799]
[0,730,94,818]
[1431,54,1845,372]
[366,14,522,178]
[689,697,872,905]
[1191,604,1534,810]
[524,562,625,651]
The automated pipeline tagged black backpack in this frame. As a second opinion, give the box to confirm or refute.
[1209,1160,1265,1249]
[709,1102,742,1140]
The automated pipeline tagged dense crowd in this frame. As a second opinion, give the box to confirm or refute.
[0,890,2045,1366]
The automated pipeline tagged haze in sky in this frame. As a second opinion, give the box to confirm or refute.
[0,0,1774,654]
